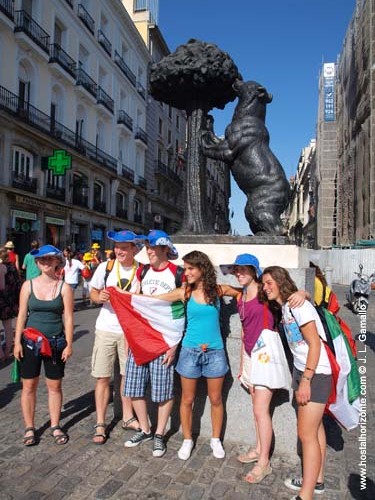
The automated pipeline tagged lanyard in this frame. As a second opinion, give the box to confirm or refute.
[116,260,136,290]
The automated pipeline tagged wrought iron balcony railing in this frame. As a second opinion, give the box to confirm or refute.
[46,186,66,201]
[154,160,183,186]
[97,86,114,113]
[114,50,136,87]
[117,110,133,131]
[136,82,146,100]
[134,213,143,224]
[0,0,14,20]
[12,174,37,193]
[76,67,97,98]
[97,29,112,56]
[134,126,148,145]
[72,193,89,208]
[116,208,128,219]
[137,176,147,190]
[14,10,50,54]
[77,3,95,34]
[121,164,135,183]
[49,43,76,79]
[93,200,107,213]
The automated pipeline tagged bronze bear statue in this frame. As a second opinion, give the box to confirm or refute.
[200,79,290,235]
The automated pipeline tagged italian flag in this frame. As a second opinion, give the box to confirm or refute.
[323,309,361,431]
[108,287,185,365]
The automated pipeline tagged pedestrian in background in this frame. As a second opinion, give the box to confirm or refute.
[0,246,21,361]
[81,252,93,305]
[14,245,73,447]
[4,241,20,274]
[63,246,85,291]
[22,240,42,280]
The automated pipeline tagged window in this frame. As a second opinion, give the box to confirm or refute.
[46,169,63,189]
[13,147,33,178]
[176,114,180,129]
[158,118,163,136]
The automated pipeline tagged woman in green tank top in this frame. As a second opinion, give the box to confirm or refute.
[14,245,74,447]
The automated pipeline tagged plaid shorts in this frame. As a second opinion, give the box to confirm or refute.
[124,350,174,403]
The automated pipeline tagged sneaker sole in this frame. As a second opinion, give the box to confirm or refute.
[153,449,166,458]
[284,479,325,495]
[124,436,153,448]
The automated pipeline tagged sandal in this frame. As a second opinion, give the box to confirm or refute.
[237,448,259,464]
[122,417,141,431]
[93,423,107,445]
[244,463,272,484]
[50,425,69,445]
[23,427,36,446]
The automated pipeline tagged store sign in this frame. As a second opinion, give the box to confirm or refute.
[48,150,72,175]
[45,216,65,226]
[323,63,335,122]
[91,229,103,241]
[11,209,37,220]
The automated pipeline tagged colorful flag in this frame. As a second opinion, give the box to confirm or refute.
[108,287,185,365]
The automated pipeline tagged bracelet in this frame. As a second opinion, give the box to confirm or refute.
[301,374,312,382]
[305,367,315,372]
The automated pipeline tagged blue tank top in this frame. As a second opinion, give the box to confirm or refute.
[182,296,223,349]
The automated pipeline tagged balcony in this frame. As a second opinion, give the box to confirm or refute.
[97,29,112,56]
[117,110,133,131]
[14,10,50,54]
[134,213,143,224]
[46,186,66,201]
[134,126,148,145]
[78,3,94,35]
[0,85,118,174]
[76,67,97,98]
[12,174,37,193]
[121,164,135,183]
[0,0,14,21]
[136,82,146,100]
[72,192,88,208]
[116,208,128,219]
[137,176,147,190]
[93,200,107,213]
[49,43,76,79]
[154,160,183,186]
[114,50,136,87]
[97,86,114,114]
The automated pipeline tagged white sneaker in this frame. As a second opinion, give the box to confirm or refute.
[210,438,225,458]
[177,439,193,460]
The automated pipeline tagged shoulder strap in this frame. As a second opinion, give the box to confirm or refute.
[140,263,150,281]
[104,259,115,287]
[184,286,192,303]
[175,266,184,288]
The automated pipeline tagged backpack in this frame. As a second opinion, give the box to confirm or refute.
[103,259,115,287]
[139,263,184,291]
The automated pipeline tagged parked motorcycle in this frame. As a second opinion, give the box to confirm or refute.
[347,264,374,313]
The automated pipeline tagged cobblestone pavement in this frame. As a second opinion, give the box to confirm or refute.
[0,285,373,499]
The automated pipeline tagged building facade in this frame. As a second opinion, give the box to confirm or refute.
[0,0,153,261]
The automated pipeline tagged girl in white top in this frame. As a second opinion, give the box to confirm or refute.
[63,247,85,289]
[262,266,332,500]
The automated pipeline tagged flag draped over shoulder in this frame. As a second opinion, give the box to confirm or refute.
[108,287,185,365]
[323,309,361,431]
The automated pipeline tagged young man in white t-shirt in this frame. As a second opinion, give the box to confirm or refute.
[124,230,185,457]
[90,230,142,444]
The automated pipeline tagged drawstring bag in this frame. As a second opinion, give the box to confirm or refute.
[10,358,20,383]
[249,304,291,390]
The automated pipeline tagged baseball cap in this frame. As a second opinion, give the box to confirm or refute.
[30,244,64,260]
[220,253,262,278]
[137,229,178,260]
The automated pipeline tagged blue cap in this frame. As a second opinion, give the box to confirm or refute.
[220,253,262,278]
[136,229,178,260]
[107,230,138,243]
[30,244,64,260]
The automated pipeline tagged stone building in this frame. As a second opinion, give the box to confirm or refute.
[336,0,374,245]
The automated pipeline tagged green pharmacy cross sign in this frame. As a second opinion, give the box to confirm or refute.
[48,150,72,175]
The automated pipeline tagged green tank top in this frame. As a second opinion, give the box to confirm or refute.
[26,280,64,338]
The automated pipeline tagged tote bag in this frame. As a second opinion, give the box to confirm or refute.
[249,305,291,390]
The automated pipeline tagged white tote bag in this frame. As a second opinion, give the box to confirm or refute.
[249,328,291,390]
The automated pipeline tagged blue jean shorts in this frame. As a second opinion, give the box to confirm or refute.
[176,346,229,379]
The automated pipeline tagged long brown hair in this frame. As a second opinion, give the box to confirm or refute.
[262,266,298,304]
[183,250,219,305]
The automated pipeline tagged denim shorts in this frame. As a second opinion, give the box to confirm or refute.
[176,346,229,379]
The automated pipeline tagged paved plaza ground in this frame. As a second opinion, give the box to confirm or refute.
[0,285,374,499]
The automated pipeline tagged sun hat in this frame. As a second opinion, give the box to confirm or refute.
[91,243,101,249]
[83,252,92,262]
[30,244,64,261]
[4,241,15,249]
[220,253,262,278]
[137,229,178,260]
[107,230,140,243]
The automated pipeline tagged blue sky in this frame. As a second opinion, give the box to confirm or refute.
[158,0,356,235]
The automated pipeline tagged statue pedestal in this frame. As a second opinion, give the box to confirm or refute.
[137,241,313,456]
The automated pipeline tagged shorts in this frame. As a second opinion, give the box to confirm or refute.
[292,368,332,404]
[124,350,174,403]
[238,348,269,391]
[20,337,65,380]
[176,346,229,379]
[91,329,126,377]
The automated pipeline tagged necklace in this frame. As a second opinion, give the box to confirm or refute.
[116,260,136,290]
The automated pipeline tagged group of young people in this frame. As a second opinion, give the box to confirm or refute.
[13,229,332,500]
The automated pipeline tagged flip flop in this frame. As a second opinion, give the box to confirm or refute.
[244,463,272,484]
[237,449,259,464]
[122,417,141,431]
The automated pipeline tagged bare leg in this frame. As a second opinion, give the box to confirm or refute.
[132,398,151,433]
[21,377,39,429]
[298,402,326,500]
[317,421,327,483]
[206,377,225,438]
[94,376,111,424]
[156,398,174,436]
[180,377,198,439]
[45,377,63,427]
[120,375,139,429]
